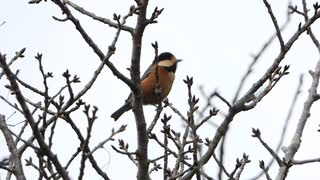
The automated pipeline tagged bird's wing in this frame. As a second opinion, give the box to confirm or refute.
[141,64,153,80]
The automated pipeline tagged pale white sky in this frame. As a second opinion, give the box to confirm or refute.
[1,0,320,179]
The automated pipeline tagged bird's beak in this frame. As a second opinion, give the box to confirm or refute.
[177,59,183,63]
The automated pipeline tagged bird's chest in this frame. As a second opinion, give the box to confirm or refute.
[141,68,175,104]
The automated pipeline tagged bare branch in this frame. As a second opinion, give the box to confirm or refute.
[211,91,231,108]
[276,59,320,179]
[147,7,164,24]
[0,95,23,114]
[213,153,230,177]
[172,102,191,176]
[79,105,97,180]
[0,53,70,180]
[111,144,138,166]
[0,114,26,180]
[244,65,290,110]
[16,76,46,97]
[262,0,285,50]
[127,1,152,179]
[64,0,134,33]
[233,12,290,103]
[25,157,50,179]
[292,157,320,165]
[195,107,218,130]
[234,154,250,180]
[252,128,283,166]
[164,99,188,122]
[52,0,134,88]
[251,74,303,180]
[147,109,162,134]
[182,9,320,178]
[221,13,291,179]
[52,15,68,22]
[65,148,81,169]
[87,125,127,156]
[259,160,272,180]
[0,21,5,27]
[0,48,26,80]
[6,126,39,151]
[238,4,320,108]
[301,0,320,53]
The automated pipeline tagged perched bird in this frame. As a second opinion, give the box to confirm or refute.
[111,52,181,121]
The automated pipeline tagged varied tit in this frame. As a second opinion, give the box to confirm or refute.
[111,52,181,121]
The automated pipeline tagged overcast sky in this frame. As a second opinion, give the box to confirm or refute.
[1,0,320,179]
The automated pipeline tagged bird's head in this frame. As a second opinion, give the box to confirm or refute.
[155,52,182,73]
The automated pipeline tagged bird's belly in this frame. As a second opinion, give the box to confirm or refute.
[142,72,175,105]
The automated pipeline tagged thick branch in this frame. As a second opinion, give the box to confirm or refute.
[130,1,150,179]
[276,59,320,179]
[0,114,26,180]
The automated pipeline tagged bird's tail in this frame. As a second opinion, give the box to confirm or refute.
[111,102,132,121]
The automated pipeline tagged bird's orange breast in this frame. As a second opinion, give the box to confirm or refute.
[141,66,175,104]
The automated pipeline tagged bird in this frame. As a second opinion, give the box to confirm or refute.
[111,52,181,121]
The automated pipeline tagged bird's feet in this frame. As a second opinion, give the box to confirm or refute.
[155,104,163,112]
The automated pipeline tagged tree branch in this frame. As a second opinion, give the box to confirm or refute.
[51,0,134,88]
[0,53,70,179]
[64,0,134,33]
[262,0,285,50]
[276,59,320,179]
[0,114,26,180]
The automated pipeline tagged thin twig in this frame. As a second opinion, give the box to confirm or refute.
[262,0,285,50]
[65,147,81,169]
[87,125,127,156]
[147,108,162,134]
[64,114,110,180]
[64,0,134,33]
[252,128,283,166]
[292,157,320,165]
[78,106,97,180]
[111,145,138,166]
[0,95,23,114]
[211,91,231,108]
[164,99,188,122]
[0,48,26,80]
[0,21,5,27]
[301,0,320,53]
[213,153,230,177]
[234,154,250,180]
[259,160,272,180]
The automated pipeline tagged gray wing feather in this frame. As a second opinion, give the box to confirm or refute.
[141,64,153,80]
